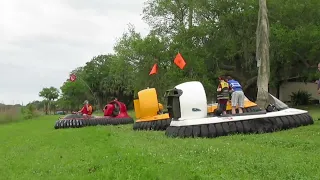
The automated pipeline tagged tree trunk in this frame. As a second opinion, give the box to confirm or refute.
[256,0,270,108]
[44,103,48,115]
[48,101,51,115]
[188,0,193,29]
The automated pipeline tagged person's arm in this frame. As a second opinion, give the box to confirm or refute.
[228,83,234,93]
[217,84,222,91]
[78,106,84,113]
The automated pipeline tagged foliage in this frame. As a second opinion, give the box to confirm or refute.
[39,87,59,101]
[0,103,40,124]
[21,104,40,120]
[0,107,319,179]
[39,87,60,114]
[290,90,312,106]
[40,0,320,110]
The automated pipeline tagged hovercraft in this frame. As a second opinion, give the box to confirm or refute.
[54,100,134,129]
[165,81,314,138]
[132,88,171,131]
[133,87,262,131]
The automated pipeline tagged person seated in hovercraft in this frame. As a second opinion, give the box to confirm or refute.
[226,76,245,114]
[78,100,93,116]
[216,76,230,115]
[103,98,118,116]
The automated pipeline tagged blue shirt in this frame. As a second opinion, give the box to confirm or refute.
[228,79,242,91]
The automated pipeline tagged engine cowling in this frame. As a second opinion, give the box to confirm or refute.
[166,81,208,120]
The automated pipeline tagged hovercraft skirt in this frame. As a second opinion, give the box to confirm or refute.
[133,118,171,131]
[133,106,262,131]
[54,117,134,129]
[165,113,314,138]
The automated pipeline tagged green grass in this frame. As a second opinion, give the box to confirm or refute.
[0,107,320,180]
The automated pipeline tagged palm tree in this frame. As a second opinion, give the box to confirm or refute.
[256,0,270,108]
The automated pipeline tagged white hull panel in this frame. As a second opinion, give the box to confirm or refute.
[170,108,308,127]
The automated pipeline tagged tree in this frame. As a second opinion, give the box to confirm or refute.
[38,87,59,114]
[42,0,320,109]
[59,78,89,111]
[255,0,270,108]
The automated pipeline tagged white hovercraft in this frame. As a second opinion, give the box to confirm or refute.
[165,81,314,138]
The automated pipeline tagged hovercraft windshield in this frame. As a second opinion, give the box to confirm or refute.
[267,94,289,111]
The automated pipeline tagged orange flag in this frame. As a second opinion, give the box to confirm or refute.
[174,52,186,69]
[149,63,158,75]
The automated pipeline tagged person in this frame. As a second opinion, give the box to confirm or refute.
[78,100,93,116]
[216,76,230,115]
[226,76,245,114]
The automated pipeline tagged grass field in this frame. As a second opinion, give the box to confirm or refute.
[0,107,319,180]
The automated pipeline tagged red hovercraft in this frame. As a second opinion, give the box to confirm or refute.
[54,100,134,129]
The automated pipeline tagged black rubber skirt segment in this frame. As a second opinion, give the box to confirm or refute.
[133,118,171,131]
[54,117,134,129]
[165,113,314,138]
[133,106,262,131]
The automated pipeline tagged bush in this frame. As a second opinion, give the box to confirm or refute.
[0,104,41,125]
[21,104,39,120]
[0,107,22,124]
[290,90,312,106]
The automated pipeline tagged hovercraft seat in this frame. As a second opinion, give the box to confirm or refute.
[103,100,130,118]
[104,101,120,117]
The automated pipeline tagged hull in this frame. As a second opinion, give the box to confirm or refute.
[55,100,133,129]
[165,108,314,138]
[133,118,172,131]
[54,117,134,129]
[133,105,262,131]
[132,85,260,131]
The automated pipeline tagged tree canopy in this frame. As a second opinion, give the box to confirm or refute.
[38,0,320,112]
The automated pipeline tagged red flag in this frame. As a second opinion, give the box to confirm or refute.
[174,52,186,69]
[149,63,158,75]
[70,74,77,82]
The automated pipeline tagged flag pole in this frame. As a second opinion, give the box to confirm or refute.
[70,74,99,107]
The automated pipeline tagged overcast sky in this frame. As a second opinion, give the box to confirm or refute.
[0,0,150,105]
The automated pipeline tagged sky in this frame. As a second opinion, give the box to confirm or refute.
[0,0,150,105]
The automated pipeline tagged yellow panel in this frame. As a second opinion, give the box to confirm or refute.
[135,113,170,122]
[207,100,258,113]
[133,99,141,119]
[138,88,159,118]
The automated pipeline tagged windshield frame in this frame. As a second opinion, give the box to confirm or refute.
[268,93,289,110]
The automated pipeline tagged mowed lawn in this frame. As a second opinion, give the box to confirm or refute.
[0,107,320,180]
